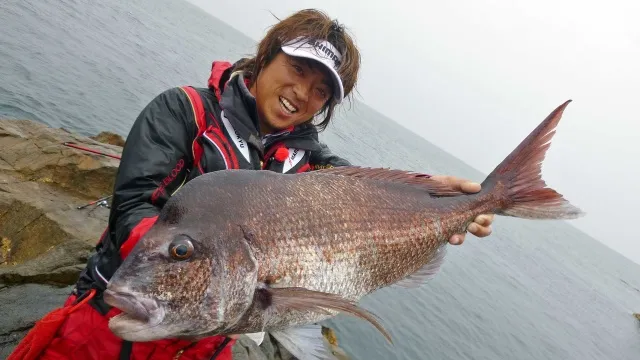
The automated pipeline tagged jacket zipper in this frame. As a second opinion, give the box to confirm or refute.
[173,342,196,359]
[173,349,185,360]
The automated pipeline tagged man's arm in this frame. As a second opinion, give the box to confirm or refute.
[108,87,196,257]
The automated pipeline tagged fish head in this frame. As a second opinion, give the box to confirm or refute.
[103,200,259,342]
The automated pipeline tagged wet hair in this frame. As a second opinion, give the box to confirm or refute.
[235,9,361,131]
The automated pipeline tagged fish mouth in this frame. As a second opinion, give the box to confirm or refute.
[103,288,159,322]
[103,288,225,341]
[103,288,166,341]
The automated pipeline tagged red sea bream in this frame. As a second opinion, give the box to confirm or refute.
[103,101,584,359]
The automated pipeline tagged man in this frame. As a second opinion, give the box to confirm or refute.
[11,8,493,360]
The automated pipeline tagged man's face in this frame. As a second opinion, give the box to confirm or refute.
[250,52,333,134]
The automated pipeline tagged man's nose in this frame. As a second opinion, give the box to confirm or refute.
[293,81,311,103]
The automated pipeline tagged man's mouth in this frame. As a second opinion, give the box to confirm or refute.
[279,96,298,114]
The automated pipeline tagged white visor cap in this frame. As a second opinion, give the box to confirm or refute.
[281,37,344,104]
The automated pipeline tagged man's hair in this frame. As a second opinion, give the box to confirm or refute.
[235,9,361,131]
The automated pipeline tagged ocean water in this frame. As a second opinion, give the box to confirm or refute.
[2,0,640,359]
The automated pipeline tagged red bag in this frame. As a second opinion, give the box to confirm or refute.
[8,289,96,360]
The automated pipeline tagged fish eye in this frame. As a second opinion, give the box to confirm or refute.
[169,235,194,261]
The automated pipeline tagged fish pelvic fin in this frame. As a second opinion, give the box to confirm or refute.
[313,166,464,197]
[271,324,334,360]
[263,287,393,344]
[243,332,265,345]
[482,100,585,220]
[394,245,447,289]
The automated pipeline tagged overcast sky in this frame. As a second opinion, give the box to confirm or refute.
[188,0,639,264]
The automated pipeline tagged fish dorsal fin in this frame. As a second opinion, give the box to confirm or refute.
[314,166,463,197]
[263,287,392,343]
[271,324,334,360]
[394,245,447,289]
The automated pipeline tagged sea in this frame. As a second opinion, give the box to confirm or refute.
[2,0,640,359]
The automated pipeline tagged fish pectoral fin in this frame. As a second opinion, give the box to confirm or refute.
[242,331,265,345]
[313,166,464,197]
[271,324,334,360]
[267,287,392,343]
[394,245,447,289]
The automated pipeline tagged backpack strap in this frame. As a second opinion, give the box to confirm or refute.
[179,86,207,172]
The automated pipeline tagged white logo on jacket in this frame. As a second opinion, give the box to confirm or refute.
[282,148,305,173]
[220,110,251,163]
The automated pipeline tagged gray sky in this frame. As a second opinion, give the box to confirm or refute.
[189,0,639,264]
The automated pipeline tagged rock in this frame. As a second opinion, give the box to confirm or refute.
[0,118,118,356]
[0,284,74,359]
[90,131,126,147]
[0,119,121,200]
[0,119,118,269]
[634,313,640,321]
[0,240,94,286]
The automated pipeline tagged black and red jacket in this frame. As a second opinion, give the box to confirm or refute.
[75,60,351,312]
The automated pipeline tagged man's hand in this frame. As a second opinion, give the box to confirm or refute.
[428,175,495,245]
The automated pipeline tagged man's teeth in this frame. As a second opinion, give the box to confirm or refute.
[280,97,298,113]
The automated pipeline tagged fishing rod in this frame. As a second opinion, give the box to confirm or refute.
[77,195,113,209]
[62,142,122,160]
[62,142,119,210]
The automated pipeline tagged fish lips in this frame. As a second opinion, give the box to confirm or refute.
[103,288,165,337]
[103,289,159,321]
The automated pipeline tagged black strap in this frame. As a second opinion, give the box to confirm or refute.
[209,337,232,360]
[119,340,133,360]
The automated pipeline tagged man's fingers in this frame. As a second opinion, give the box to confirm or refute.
[469,223,492,237]
[430,175,481,193]
[449,216,494,245]
[460,181,481,193]
[474,214,494,226]
[449,233,465,245]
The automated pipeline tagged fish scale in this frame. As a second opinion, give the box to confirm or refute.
[243,180,459,289]
[212,175,483,334]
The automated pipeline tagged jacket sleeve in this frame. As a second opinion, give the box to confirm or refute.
[108,87,196,256]
[309,141,352,169]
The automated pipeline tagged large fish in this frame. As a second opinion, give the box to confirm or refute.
[103,101,584,359]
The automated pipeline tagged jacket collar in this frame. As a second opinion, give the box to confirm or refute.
[218,72,264,154]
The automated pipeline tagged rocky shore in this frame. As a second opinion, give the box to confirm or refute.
[0,119,348,359]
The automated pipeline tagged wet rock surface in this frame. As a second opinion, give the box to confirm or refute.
[0,119,120,357]
[0,284,74,359]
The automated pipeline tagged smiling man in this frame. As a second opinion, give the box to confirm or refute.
[14,8,494,360]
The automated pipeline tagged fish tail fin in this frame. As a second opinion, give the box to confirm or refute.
[482,100,585,220]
